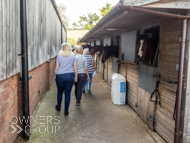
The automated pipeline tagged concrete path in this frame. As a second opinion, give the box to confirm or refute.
[17,74,165,143]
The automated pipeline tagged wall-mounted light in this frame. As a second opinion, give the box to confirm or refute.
[107,28,117,31]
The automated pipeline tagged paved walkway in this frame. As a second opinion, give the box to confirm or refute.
[17,74,165,143]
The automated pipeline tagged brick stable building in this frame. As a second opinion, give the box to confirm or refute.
[0,0,66,142]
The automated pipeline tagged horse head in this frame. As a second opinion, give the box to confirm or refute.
[101,45,119,63]
[136,35,148,62]
[136,34,157,65]
[89,45,103,55]
[101,45,108,63]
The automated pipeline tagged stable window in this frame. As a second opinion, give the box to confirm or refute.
[91,41,94,47]
[103,37,111,47]
[96,40,101,46]
[137,26,160,67]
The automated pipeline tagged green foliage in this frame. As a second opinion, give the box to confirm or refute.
[99,3,112,19]
[72,3,113,30]
[77,37,81,41]
[72,13,99,30]
[57,3,68,29]
[67,37,81,46]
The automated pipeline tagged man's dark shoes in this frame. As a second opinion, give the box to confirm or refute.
[82,90,85,93]
[55,105,60,111]
[64,111,69,116]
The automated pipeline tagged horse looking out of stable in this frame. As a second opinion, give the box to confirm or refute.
[88,45,104,55]
[136,34,158,65]
[101,44,119,63]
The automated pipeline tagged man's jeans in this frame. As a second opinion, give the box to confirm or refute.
[74,74,86,103]
[56,73,74,112]
[82,73,92,92]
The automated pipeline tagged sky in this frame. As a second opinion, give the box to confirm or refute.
[55,0,119,28]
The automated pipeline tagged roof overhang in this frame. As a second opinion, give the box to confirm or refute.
[78,6,190,43]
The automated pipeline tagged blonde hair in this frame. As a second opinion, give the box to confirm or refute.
[75,45,83,54]
[61,43,72,57]
[73,50,77,55]
[83,48,89,55]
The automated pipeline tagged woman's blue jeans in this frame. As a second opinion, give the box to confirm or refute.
[82,73,93,92]
[56,73,74,112]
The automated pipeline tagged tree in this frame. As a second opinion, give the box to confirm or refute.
[57,3,68,29]
[67,37,80,46]
[72,3,113,30]
[99,3,112,19]
[72,13,99,30]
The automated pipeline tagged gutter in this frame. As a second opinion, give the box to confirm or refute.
[118,6,190,19]
[20,0,30,139]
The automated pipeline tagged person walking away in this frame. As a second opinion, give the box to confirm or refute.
[75,46,90,107]
[54,43,78,116]
[82,48,95,94]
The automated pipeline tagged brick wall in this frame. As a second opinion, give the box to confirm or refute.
[47,58,56,90]
[0,75,18,143]
[0,57,56,143]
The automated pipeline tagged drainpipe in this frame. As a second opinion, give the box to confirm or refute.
[174,19,188,143]
[20,0,30,139]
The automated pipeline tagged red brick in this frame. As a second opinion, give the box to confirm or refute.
[0,57,56,143]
